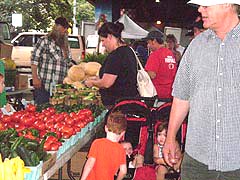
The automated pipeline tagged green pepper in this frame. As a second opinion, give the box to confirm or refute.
[9,150,18,158]
[30,151,40,166]
[10,136,24,152]
[16,146,35,166]
[24,139,39,151]
[0,142,10,160]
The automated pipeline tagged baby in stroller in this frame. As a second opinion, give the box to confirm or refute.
[114,141,144,180]
[154,121,182,180]
[120,141,144,169]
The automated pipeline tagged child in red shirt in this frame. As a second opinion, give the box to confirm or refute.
[80,111,127,180]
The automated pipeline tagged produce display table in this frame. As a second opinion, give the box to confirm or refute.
[36,110,107,180]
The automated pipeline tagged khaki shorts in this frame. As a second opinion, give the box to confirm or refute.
[181,153,240,180]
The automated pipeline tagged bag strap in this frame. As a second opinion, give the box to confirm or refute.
[129,47,145,70]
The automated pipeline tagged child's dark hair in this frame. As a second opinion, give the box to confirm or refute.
[119,140,132,145]
[98,22,124,39]
[106,111,127,135]
[156,121,168,137]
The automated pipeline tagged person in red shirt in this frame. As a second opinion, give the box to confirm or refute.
[80,111,127,180]
[143,31,177,101]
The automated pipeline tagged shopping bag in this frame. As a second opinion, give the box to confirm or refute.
[130,47,157,97]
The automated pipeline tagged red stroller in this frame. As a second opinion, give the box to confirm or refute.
[110,97,187,180]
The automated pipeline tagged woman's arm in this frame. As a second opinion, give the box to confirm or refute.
[84,73,117,88]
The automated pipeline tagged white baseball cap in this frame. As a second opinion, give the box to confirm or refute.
[188,0,240,6]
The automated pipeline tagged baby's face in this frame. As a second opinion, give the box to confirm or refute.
[122,142,133,156]
[157,129,167,146]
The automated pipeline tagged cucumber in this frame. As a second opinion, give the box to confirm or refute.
[16,146,35,166]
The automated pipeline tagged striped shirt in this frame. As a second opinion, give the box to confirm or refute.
[172,23,240,172]
[31,36,71,91]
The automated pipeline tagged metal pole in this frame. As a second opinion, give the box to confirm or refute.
[72,0,78,35]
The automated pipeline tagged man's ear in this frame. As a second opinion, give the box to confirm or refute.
[105,125,108,133]
[153,39,158,44]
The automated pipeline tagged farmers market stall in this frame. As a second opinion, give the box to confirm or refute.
[0,55,106,180]
[0,85,107,180]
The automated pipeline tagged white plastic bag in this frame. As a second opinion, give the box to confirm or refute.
[130,47,157,97]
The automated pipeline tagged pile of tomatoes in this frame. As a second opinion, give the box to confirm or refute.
[0,104,94,151]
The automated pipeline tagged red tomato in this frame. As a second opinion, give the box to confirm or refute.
[69,112,77,118]
[60,112,69,118]
[61,126,74,134]
[55,131,62,139]
[52,114,64,123]
[65,117,75,125]
[43,116,51,123]
[88,116,94,122]
[62,132,72,139]
[42,110,52,117]
[40,131,47,139]
[46,135,59,142]
[75,114,85,122]
[24,133,36,140]
[75,121,84,128]
[42,107,56,116]
[15,123,26,131]
[73,126,81,132]
[12,111,24,122]
[49,127,56,133]
[34,121,46,131]
[36,113,45,121]
[26,104,36,112]
[6,122,15,128]
[0,121,6,131]
[45,121,55,130]
[54,122,65,131]
[50,143,60,151]
[1,115,12,123]
[43,141,52,151]
[78,109,92,117]
[55,141,62,146]
[20,115,35,126]
[45,118,55,124]
[18,132,23,136]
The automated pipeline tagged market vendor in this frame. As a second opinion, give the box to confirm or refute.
[84,22,138,109]
[31,17,72,105]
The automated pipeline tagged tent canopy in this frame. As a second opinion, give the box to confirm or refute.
[117,14,148,39]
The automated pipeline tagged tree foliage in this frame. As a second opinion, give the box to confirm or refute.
[0,0,94,32]
[76,0,95,23]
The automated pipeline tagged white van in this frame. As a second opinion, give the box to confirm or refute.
[85,34,105,54]
[11,32,85,67]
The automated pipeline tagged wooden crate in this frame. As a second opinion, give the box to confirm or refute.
[42,152,57,174]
